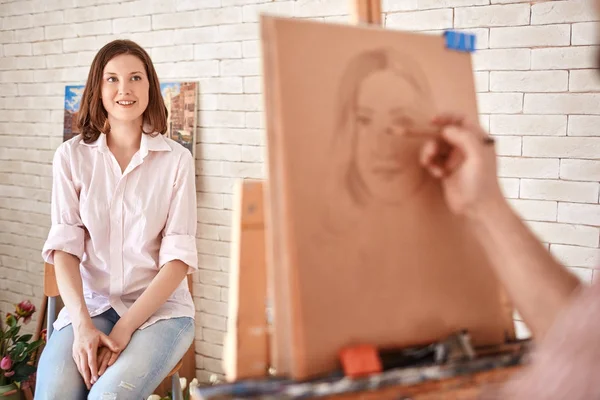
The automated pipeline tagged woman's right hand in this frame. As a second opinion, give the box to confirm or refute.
[72,321,119,389]
[419,113,506,219]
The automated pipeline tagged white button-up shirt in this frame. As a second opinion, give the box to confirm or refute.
[42,132,198,331]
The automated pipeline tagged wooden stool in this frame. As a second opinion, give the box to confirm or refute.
[43,263,184,399]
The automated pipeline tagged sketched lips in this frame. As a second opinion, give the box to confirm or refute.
[372,162,406,178]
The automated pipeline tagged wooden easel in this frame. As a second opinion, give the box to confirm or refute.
[223,180,269,381]
[222,0,387,382]
[221,2,527,398]
[351,0,382,25]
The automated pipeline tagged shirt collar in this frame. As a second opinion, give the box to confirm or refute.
[140,132,172,158]
[82,132,172,156]
[81,132,109,154]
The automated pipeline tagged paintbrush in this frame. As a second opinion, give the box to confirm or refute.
[405,125,496,145]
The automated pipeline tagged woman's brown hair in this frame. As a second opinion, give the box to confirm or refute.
[77,39,167,143]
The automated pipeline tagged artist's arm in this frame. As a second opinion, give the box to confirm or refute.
[97,151,199,374]
[420,114,581,340]
[42,147,119,389]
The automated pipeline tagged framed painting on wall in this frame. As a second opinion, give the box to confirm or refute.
[63,85,85,143]
[62,82,198,157]
[160,81,198,157]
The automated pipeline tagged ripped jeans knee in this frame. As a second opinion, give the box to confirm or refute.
[87,380,139,400]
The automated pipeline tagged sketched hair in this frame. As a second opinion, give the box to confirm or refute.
[332,48,435,206]
[77,39,167,144]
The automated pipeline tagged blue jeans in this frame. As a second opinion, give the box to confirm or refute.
[34,308,194,400]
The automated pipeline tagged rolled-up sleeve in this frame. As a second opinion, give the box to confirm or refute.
[159,151,198,272]
[42,146,85,264]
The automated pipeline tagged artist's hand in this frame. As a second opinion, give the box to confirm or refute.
[96,320,134,379]
[72,321,119,389]
[419,114,505,218]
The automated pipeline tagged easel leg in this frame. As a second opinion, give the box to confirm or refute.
[351,0,382,25]
[223,179,269,381]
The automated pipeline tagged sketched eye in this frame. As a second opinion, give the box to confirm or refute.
[356,114,372,126]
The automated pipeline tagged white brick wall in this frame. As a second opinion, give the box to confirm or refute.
[1,0,599,382]
[490,115,567,136]
[569,115,600,136]
[386,9,453,31]
[531,0,596,25]
[559,203,600,226]
[454,4,530,28]
[532,46,598,69]
[490,71,568,92]
[520,179,599,203]
[561,159,600,181]
[572,22,599,45]
[497,157,559,179]
[490,25,571,48]
[570,69,600,91]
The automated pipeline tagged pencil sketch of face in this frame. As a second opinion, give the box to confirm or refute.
[334,49,436,206]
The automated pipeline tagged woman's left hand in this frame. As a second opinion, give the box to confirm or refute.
[96,321,135,382]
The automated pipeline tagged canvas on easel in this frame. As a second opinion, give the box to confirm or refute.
[260,16,515,380]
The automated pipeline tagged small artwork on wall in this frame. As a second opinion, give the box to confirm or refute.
[62,82,198,157]
[63,85,84,143]
[161,81,198,156]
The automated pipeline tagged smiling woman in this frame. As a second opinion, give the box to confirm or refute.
[35,40,198,399]
[77,40,167,146]
[103,63,147,114]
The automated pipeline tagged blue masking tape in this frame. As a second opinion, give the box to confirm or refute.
[444,31,476,53]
